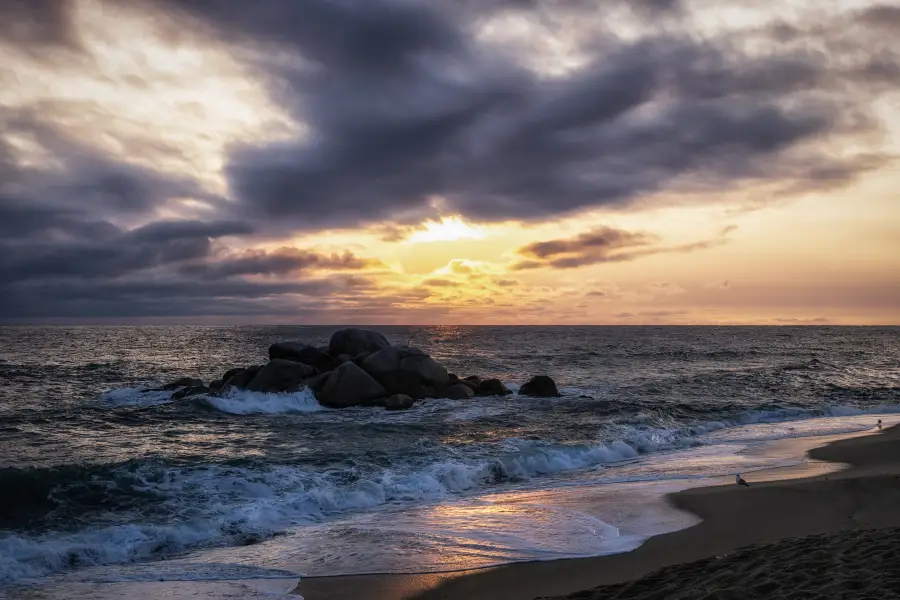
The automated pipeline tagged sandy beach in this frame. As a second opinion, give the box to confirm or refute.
[296,422,900,600]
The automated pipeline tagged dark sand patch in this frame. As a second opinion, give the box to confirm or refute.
[542,527,900,600]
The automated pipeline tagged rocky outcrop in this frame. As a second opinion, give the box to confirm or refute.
[361,346,449,398]
[268,342,333,371]
[246,359,318,393]
[329,328,391,358]
[317,362,387,408]
[476,378,512,397]
[519,375,560,397]
[384,394,415,411]
[151,328,561,411]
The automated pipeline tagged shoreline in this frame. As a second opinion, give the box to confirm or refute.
[295,421,900,600]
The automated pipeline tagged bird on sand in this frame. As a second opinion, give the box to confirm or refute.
[877,419,882,430]
[736,474,750,487]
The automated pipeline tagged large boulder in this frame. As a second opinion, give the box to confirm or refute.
[221,367,245,383]
[361,346,449,398]
[442,383,475,400]
[317,362,387,408]
[223,365,262,391]
[245,359,318,393]
[268,342,333,370]
[519,375,560,397]
[329,328,391,357]
[476,378,512,397]
[384,394,415,411]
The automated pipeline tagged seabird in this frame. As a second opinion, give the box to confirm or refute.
[877,419,882,430]
[736,474,750,487]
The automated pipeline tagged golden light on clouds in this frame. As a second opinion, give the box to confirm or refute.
[407,216,487,244]
[1,0,898,324]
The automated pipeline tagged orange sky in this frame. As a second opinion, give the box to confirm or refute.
[1,0,898,324]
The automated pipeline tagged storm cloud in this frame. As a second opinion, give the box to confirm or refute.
[148,0,896,230]
[1,0,897,320]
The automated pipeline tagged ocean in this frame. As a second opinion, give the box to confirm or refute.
[1,326,898,599]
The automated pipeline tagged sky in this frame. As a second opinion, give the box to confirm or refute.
[1,0,898,325]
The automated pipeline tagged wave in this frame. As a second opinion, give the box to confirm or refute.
[2,403,898,583]
[200,388,324,415]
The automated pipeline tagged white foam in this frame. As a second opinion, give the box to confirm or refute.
[202,388,324,415]
[5,405,899,585]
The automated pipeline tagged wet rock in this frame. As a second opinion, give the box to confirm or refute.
[246,359,318,393]
[442,383,475,400]
[305,370,332,393]
[329,328,391,357]
[268,342,332,370]
[223,365,262,391]
[317,362,387,408]
[173,385,211,400]
[160,377,204,391]
[476,378,512,397]
[221,367,245,383]
[519,375,560,397]
[384,394,415,411]
[361,346,449,397]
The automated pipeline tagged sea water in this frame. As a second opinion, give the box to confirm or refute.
[1,326,897,598]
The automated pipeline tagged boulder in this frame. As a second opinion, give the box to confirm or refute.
[327,354,354,370]
[223,365,262,390]
[221,367,245,383]
[361,346,449,398]
[173,385,211,400]
[305,370,332,393]
[268,342,333,370]
[384,394,415,411]
[246,359,318,393]
[208,379,224,392]
[463,375,482,386]
[160,377,204,391]
[317,362,387,408]
[329,328,391,357]
[376,372,436,399]
[442,383,475,400]
[519,375,560,397]
[476,378,512,397]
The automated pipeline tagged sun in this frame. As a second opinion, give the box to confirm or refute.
[407,216,487,243]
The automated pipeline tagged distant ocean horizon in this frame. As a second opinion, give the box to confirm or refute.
[1,325,898,596]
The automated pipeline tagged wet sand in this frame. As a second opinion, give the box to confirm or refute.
[296,423,900,600]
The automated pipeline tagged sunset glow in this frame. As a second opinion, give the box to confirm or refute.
[1,0,898,324]
[407,217,488,244]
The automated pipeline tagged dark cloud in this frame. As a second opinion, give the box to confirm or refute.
[138,0,895,231]
[513,225,734,269]
[0,219,252,283]
[421,278,461,287]
[1,0,896,320]
[181,248,377,279]
[0,0,79,51]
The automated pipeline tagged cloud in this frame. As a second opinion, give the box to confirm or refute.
[1,0,897,321]
[181,248,378,279]
[128,0,894,233]
[512,225,734,269]
[421,278,461,287]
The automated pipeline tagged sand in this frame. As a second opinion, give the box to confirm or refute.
[296,424,900,600]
